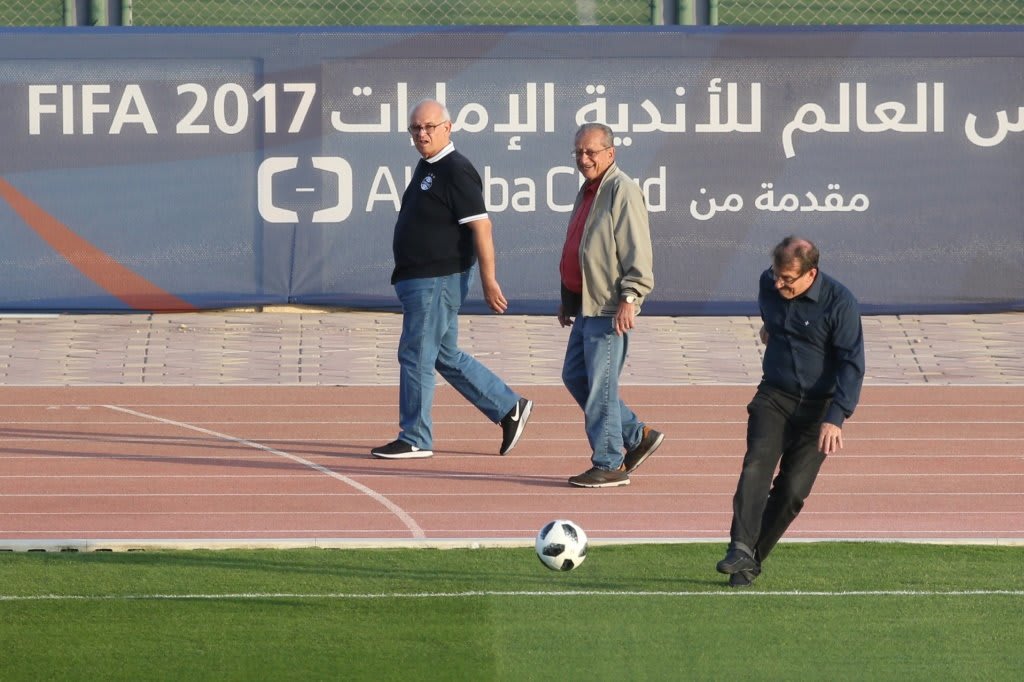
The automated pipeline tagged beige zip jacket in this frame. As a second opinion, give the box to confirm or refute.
[571,162,655,317]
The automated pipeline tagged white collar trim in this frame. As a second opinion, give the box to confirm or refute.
[425,142,455,163]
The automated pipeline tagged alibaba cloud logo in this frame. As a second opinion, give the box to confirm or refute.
[257,156,353,223]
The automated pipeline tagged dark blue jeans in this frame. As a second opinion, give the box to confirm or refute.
[728,383,830,561]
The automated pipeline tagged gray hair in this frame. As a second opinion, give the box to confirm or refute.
[408,98,451,122]
[575,122,614,148]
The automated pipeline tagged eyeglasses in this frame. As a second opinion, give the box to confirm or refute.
[408,121,447,135]
[570,146,611,159]
[770,266,811,286]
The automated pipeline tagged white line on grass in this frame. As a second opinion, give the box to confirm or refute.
[101,405,424,539]
[1,589,1022,602]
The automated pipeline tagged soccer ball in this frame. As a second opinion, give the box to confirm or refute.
[535,519,588,571]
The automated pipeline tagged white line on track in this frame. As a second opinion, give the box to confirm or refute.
[2,510,1021,516]
[3,472,1022,479]
[1,589,1022,602]
[100,405,424,539]
[3,530,1019,537]
[2,491,1018,498]
[2,419,1021,426]
[2,403,1021,408]
[2,451,1020,458]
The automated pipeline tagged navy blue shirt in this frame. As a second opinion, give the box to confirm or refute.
[391,146,488,284]
[759,267,865,427]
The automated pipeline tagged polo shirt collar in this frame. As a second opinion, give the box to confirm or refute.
[425,142,455,164]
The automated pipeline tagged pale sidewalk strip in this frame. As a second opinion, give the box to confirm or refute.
[0,312,1020,386]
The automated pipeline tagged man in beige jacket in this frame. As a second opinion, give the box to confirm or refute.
[558,122,664,488]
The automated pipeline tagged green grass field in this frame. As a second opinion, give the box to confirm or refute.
[2,542,1022,679]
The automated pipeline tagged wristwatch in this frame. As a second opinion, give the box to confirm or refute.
[622,293,637,304]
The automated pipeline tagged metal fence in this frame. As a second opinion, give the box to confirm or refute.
[0,0,64,25]
[715,1,1024,25]
[3,1,1023,27]
[125,0,657,26]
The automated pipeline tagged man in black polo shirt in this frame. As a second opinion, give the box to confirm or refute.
[371,99,532,460]
[716,236,865,586]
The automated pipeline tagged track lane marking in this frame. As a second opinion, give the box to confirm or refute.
[101,405,424,539]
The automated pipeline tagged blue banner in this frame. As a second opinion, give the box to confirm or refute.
[0,27,1021,314]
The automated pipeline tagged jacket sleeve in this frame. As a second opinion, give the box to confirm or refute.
[611,178,654,301]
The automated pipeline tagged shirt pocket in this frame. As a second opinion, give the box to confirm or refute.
[788,310,828,344]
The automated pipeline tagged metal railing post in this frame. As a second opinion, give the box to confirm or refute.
[679,0,711,26]
[90,0,108,25]
[656,0,681,25]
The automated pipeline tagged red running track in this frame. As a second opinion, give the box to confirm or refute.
[1,385,1022,550]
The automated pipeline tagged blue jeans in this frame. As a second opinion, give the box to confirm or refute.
[394,268,518,450]
[561,315,645,471]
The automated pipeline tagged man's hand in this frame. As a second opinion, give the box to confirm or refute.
[557,304,574,328]
[759,325,769,345]
[481,278,508,314]
[466,218,506,313]
[613,300,636,336]
[818,422,843,456]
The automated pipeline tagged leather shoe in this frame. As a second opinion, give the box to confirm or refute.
[716,547,757,575]
[568,466,630,488]
[623,426,664,473]
[729,565,762,588]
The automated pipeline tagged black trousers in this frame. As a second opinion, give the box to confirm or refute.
[728,383,830,562]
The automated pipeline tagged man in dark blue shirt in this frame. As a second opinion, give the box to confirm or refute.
[371,99,532,461]
[717,236,865,587]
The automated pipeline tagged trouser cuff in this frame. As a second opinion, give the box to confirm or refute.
[730,541,755,558]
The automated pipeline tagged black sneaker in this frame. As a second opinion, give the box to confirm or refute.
[370,439,433,459]
[499,398,533,455]
[623,426,664,473]
[716,547,758,575]
[728,564,762,588]
[568,466,630,488]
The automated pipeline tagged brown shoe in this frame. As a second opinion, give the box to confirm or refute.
[623,427,664,473]
[568,466,630,488]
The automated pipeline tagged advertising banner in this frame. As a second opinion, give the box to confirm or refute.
[1,27,1021,313]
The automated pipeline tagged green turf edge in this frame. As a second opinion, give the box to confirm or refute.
[1,542,1022,680]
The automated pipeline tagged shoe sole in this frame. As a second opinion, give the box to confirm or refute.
[728,569,759,588]
[568,478,630,488]
[623,431,665,474]
[499,399,533,455]
[371,450,434,459]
